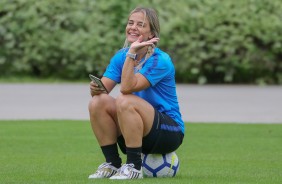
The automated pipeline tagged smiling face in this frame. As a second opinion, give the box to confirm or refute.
[126,11,154,43]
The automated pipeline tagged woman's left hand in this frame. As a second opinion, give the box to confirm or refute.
[129,35,159,53]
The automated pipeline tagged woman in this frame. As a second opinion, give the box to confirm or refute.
[88,7,184,180]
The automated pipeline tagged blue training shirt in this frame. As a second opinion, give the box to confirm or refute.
[103,47,185,134]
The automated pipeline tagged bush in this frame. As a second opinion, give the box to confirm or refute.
[0,0,129,79]
[156,0,282,84]
[0,0,281,84]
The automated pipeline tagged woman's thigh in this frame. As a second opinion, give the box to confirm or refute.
[117,109,184,154]
[116,94,155,136]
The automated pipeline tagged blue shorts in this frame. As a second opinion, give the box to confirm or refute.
[117,109,184,154]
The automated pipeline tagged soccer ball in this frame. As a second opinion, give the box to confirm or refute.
[142,152,180,178]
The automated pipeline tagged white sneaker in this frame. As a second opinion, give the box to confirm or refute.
[88,162,118,179]
[110,164,143,180]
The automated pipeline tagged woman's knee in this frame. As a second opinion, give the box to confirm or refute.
[115,94,135,113]
[88,94,112,113]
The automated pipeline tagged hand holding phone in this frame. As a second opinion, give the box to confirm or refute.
[89,74,108,94]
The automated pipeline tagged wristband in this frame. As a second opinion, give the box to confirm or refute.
[126,52,137,60]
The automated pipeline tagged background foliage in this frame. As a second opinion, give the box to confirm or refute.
[0,0,281,84]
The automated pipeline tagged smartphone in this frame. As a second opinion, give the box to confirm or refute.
[89,74,108,94]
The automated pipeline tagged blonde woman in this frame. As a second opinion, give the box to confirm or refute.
[88,7,184,180]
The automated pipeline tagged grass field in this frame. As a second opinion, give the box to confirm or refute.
[0,120,281,184]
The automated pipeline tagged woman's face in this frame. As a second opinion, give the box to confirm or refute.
[126,12,154,43]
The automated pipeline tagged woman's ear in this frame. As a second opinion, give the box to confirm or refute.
[148,33,155,39]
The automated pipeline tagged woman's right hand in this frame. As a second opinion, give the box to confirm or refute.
[90,81,106,96]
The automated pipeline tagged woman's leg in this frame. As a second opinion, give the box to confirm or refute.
[116,94,155,148]
[88,94,120,146]
[88,94,122,171]
[114,93,154,175]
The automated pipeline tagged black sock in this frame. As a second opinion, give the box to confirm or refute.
[101,144,122,168]
[126,147,142,170]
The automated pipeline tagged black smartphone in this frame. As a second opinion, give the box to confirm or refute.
[89,74,108,94]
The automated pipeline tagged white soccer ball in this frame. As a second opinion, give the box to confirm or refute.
[142,152,180,178]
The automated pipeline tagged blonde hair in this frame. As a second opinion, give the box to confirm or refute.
[124,7,160,70]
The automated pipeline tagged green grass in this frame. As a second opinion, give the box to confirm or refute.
[0,120,281,184]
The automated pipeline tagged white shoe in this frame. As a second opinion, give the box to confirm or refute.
[88,162,118,179]
[110,164,143,180]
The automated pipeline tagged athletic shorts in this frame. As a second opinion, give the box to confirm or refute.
[117,109,184,154]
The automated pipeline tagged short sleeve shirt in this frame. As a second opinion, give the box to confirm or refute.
[103,48,184,134]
